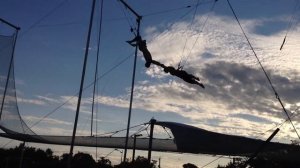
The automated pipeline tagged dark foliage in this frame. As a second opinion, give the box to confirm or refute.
[218,147,300,168]
[0,144,156,168]
[1,143,299,168]
[114,156,156,168]
[183,163,198,168]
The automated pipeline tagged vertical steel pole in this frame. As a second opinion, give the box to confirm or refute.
[123,17,141,162]
[118,0,142,162]
[132,135,137,162]
[67,0,96,167]
[132,134,142,162]
[148,119,156,165]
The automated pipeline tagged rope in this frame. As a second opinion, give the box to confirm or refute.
[162,126,173,138]
[179,0,201,68]
[260,106,300,137]
[131,124,148,136]
[143,5,192,17]
[143,1,216,18]
[226,0,300,140]
[180,0,217,68]
[91,0,104,137]
[0,139,14,148]
[94,0,104,160]
[200,155,223,168]
[35,21,82,28]
[116,0,136,35]
[19,0,69,38]
[104,148,118,158]
[280,0,300,50]
[95,122,146,137]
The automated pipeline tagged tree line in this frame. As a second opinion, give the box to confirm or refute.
[1,143,299,168]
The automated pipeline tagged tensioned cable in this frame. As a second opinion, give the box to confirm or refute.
[178,0,201,68]
[143,5,192,17]
[226,0,300,140]
[161,126,173,139]
[19,0,69,38]
[104,3,196,22]
[131,124,148,136]
[35,22,82,28]
[116,0,136,35]
[1,139,14,148]
[104,149,117,158]
[280,0,300,50]
[91,0,104,137]
[143,1,216,18]
[180,0,217,68]
[150,6,197,43]
[146,5,198,68]
[94,0,104,160]
[0,1,68,53]
[97,123,147,137]
[28,53,133,129]
[200,155,223,168]
[261,106,300,136]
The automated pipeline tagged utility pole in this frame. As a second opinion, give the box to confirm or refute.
[118,0,142,162]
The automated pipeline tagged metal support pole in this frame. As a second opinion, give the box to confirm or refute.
[119,0,142,162]
[132,134,142,162]
[123,18,140,162]
[0,29,19,120]
[0,18,20,30]
[67,0,96,167]
[148,119,156,165]
[132,135,137,162]
[119,0,142,20]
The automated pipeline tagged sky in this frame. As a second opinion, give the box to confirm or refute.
[1,0,300,167]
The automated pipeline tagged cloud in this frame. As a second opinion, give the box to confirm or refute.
[36,95,61,104]
[18,97,46,105]
[39,59,298,139]
[24,115,73,126]
[77,13,300,140]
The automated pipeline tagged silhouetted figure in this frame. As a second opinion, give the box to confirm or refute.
[164,66,205,89]
[127,35,152,68]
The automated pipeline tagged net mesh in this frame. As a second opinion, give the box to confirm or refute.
[0,33,36,135]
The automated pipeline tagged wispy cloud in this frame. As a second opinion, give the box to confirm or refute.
[18,97,46,105]
[24,115,72,126]
[36,95,61,104]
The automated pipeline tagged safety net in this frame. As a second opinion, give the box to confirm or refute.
[0,32,36,135]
